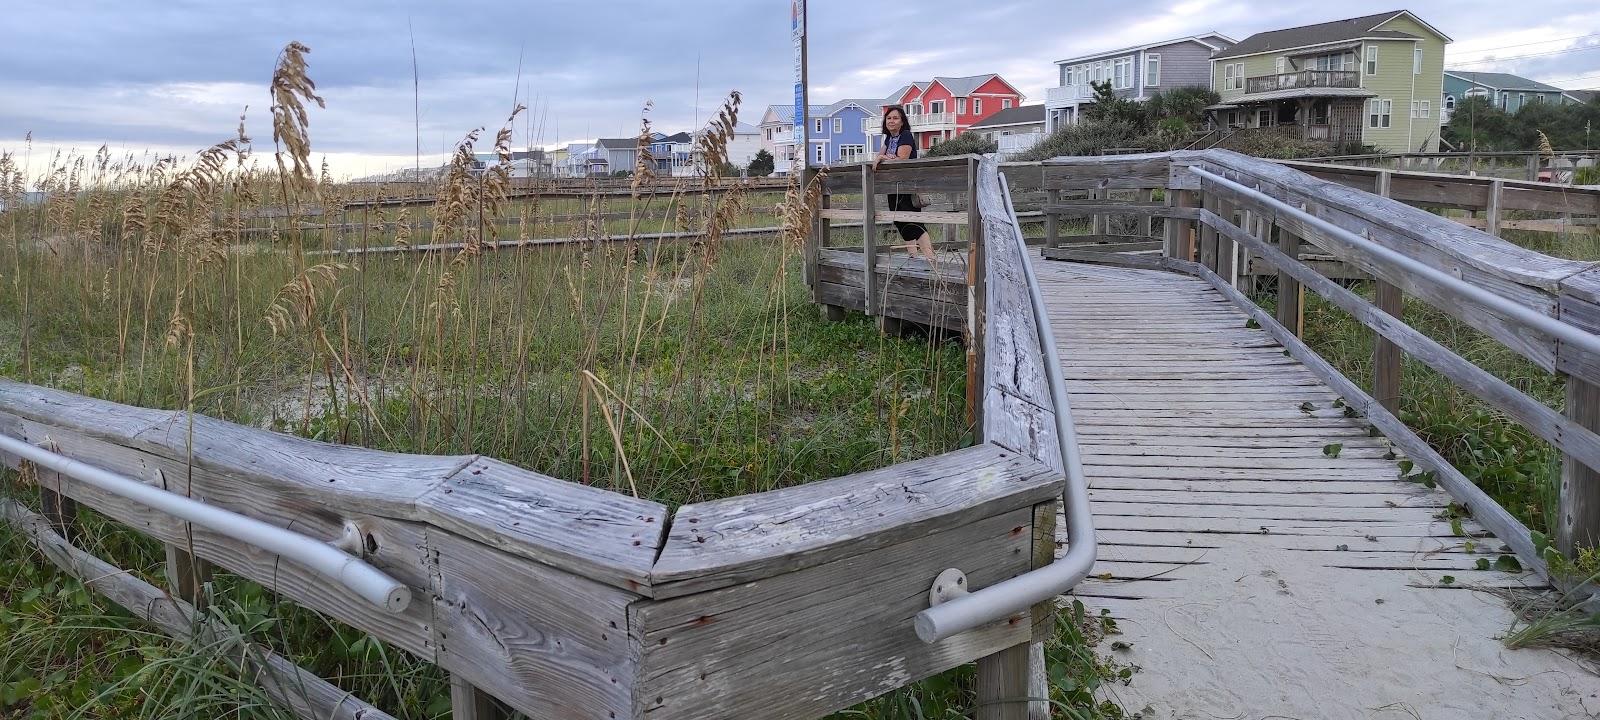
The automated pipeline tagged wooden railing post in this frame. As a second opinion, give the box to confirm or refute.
[1560,378,1600,555]
[1198,191,1219,271]
[966,156,985,431]
[1167,189,1197,260]
[976,643,1031,720]
[1140,188,1155,238]
[452,677,507,720]
[1486,179,1504,237]
[862,165,879,317]
[34,441,77,542]
[1214,196,1237,286]
[805,168,820,302]
[1044,189,1060,248]
[156,468,213,610]
[1527,154,1540,181]
[1276,226,1303,336]
[1372,171,1403,414]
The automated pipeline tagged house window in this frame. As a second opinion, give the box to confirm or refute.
[958,97,967,114]
[1444,95,1455,111]
[862,118,872,133]
[1369,98,1391,128]
[1113,57,1133,89]
[1420,100,1430,118]
[832,118,842,133]
[1275,55,1286,74]
[931,100,945,114]
[814,119,824,134]
[974,98,983,114]
[1365,45,1378,75]
[1312,102,1330,125]
[1520,93,1527,107]
[1313,52,1356,71]
[814,144,824,164]
[1413,48,1422,74]
[1256,108,1272,127]
[838,144,865,162]
[1224,62,1245,90]
[1146,54,1161,86]
[1002,98,1012,109]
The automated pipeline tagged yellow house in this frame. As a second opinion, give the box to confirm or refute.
[1209,10,1451,152]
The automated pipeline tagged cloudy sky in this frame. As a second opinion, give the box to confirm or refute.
[3,0,1598,178]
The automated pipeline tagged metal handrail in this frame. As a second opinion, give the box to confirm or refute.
[0,432,412,612]
[1187,164,1600,360]
[912,167,1098,643]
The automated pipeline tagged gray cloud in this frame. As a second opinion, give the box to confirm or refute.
[3,0,1597,174]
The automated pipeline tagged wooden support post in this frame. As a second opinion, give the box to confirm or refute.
[1528,154,1540,181]
[976,642,1032,720]
[1140,188,1155,238]
[862,166,879,316]
[33,441,77,542]
[1486,179,1504,237]
[1167,189,1197,260]
[966,157,985,433]
[1371,171,1403,414]
[451,676,506,720]
[804,170,821,300]
[1277,227,1303,336]
[1214,197,1236,286]
[1198,191,1219,271]
[156,469,213,610]
[1091,186,1106,237]
[1044,189,1060,248]
[1560,377,1600,555]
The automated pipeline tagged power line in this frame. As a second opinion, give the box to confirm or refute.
[1539,72,1600,86]
[1449,43,1600,68]
[1450,31,1600,56]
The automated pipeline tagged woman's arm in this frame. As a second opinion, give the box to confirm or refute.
[895,144,913,160]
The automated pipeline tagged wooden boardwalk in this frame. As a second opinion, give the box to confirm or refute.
[1038,260,1591,719]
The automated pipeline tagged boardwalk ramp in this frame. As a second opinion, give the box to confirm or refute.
[1042,260,1589,719]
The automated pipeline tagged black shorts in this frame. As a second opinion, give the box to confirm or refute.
[886,193,925,242]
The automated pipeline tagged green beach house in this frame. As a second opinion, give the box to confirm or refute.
[1209,10,1450,152]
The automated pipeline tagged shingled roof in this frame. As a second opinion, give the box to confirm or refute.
[1213,10,1449,60]
[969,105,1046,129]
[1445,71,1566,93]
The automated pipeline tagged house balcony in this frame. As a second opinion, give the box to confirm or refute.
[1045,84,1095,107]
[1244,70,1359,94]
[867,112,957,133]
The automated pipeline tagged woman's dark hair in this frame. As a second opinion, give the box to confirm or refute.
[881,105,908,137]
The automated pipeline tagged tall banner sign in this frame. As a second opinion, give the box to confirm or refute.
[792,0,807,170]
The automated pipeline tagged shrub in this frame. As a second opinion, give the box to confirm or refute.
[1219,127,1334,159]
[747,149,775,176]
[925,131,997,157]
[1145,86,1219,127]
[1015,121,1151,161]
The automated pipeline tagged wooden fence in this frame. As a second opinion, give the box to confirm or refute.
[1006,156,1600,287]
[1299,150,1600,181]
[2,157,1070,719]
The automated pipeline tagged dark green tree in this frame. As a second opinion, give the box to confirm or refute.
[747,149,775,177]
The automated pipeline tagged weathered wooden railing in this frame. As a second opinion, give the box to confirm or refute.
[3,155,1086,719]
[1013,150,1600,591]
[805,155,979,335]
[1301,149,1600,181]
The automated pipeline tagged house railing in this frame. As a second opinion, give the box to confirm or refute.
[1245,69,1360,93]
[1045,85,1095,104]
[869,113,958,131]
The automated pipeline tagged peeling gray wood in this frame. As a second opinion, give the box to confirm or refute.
[634,508,1040,720]
[650,446,1060,598]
